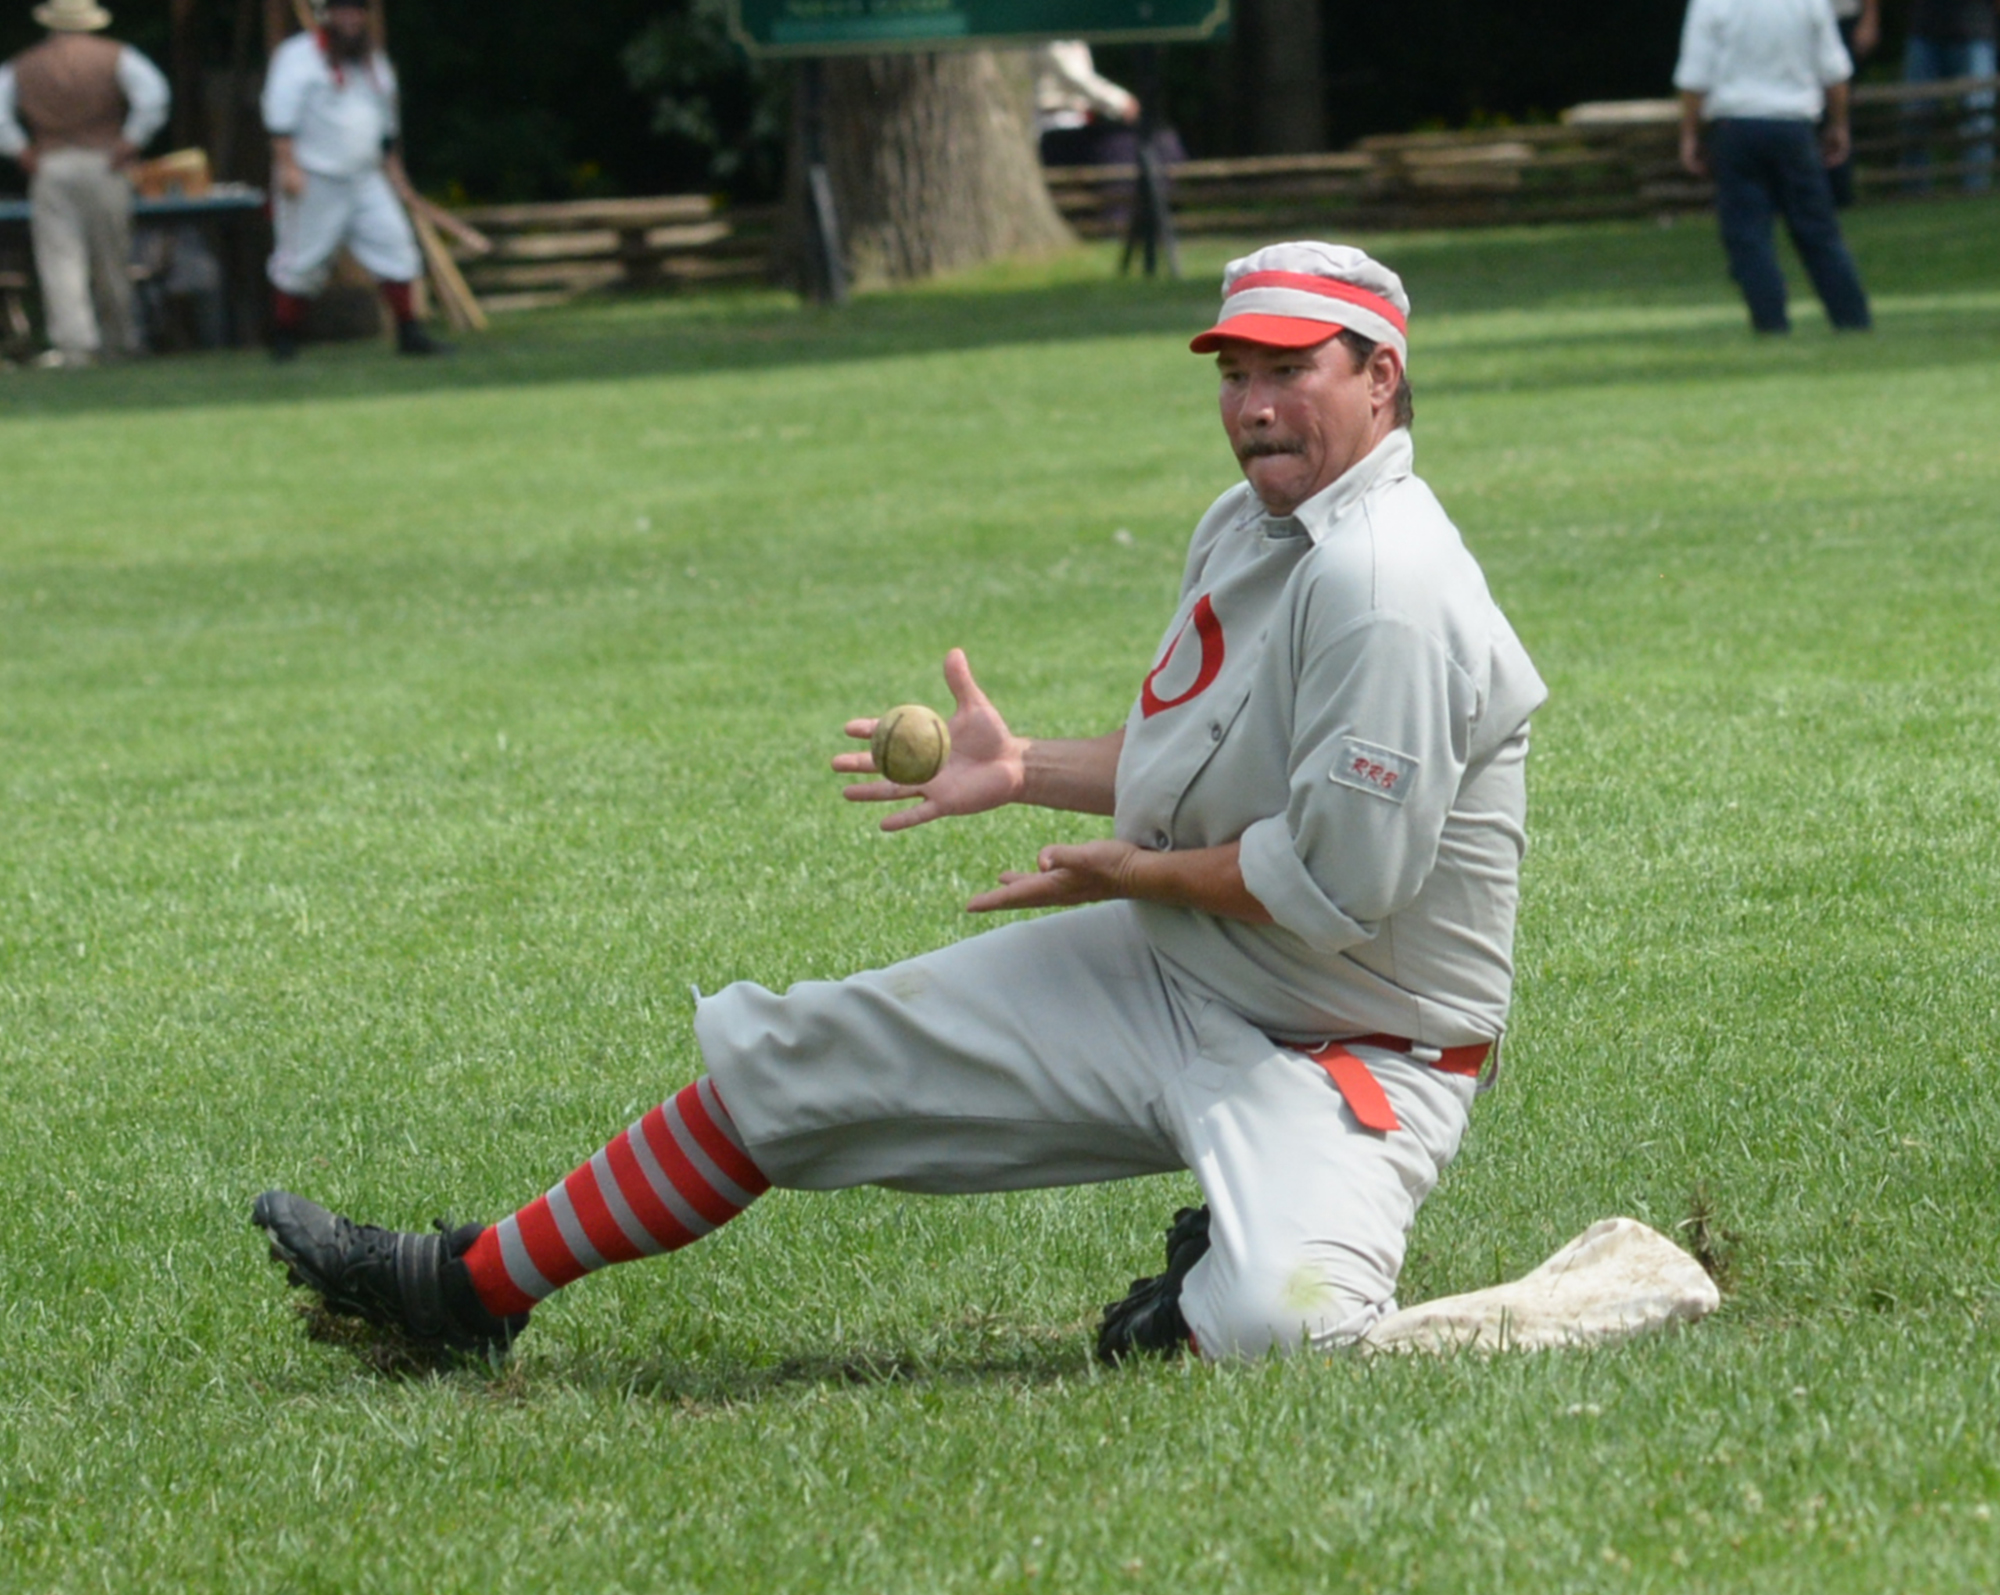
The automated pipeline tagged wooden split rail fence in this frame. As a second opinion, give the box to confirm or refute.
[445,195,779,313]
[423,77,1993,315]
[1043,76,2000,237]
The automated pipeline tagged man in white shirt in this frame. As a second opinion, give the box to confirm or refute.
[1675,0,1872,333]
[261,0,444,360]
[0,0,169,367]
[1033,40,1140,166]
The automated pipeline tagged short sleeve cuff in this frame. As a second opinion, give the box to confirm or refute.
[1238,814,1372,954]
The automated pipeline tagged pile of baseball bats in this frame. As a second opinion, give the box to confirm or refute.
[407,198,491,334]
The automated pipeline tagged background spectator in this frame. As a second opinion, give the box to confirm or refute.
[1902,0,1997,192]
[0,0,167,367]
[1676,0,1872,334]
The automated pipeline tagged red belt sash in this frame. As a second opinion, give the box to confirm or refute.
[1301,1033,1490,1135]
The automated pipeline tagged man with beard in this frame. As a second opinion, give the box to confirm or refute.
[252,242,1548,1366]
[260,0,444,359]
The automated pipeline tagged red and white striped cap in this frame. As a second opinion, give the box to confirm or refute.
[1190,241,1410,365]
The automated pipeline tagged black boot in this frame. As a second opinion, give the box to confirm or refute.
[1096,1205,1211,1364]
[270,327,300,363]
[252,1189,527,1352]
[396,320,452,357]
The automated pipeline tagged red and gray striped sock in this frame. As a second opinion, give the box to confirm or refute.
[460,1077,769,1318]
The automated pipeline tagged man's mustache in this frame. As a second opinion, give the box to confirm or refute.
[1237,439,1303,460]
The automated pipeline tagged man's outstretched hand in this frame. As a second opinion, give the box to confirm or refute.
[969,838,1273,923]
[836,649,1028,832]
[965,841,1144,913]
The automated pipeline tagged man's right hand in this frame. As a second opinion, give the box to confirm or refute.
[1679,127,1708,179]
[835,649,1029,833]
[272,138,308,198]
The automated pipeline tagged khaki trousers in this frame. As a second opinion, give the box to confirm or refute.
[30,146,138,359]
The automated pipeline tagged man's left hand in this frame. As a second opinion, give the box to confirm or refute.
[18,145,38,177]
[110,138,138,170]
[966,841,1141,914]
[1821,122,1851,168]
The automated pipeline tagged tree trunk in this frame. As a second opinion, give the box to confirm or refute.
[784,49,1073,291]
[1235,0,1327,153]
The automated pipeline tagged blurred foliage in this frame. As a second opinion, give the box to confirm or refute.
[622,0,789,199]
[0,1,1930,200]
[386,0,710,201]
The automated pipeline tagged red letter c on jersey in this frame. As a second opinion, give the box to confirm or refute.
[1141,595,1225,719]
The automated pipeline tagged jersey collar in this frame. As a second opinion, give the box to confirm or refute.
[1273,428,1414,545]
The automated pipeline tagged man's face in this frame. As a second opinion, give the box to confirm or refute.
[324,4,370,50]
[1215,335,1401,516]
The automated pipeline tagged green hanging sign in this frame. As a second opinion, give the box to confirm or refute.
[726,0,1230,58]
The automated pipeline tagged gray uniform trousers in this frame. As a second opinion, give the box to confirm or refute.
[29,146,137,359]
[697,901,1476,1360]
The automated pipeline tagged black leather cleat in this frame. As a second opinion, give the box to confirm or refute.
[395,321,452,357]
[1096,1204,1211,1365]
[252,1189,527,1353]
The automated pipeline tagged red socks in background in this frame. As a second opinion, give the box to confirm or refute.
[271,282,416,331]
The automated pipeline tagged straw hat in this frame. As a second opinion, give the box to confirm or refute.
[34,0,114,31]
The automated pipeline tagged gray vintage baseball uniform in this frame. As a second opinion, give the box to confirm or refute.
[698,428,1547,1357]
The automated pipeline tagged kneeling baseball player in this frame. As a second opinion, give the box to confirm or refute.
[261,0,445,361]
[254,242,1547,1363]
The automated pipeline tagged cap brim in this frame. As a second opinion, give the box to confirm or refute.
[1189,314,1345,354]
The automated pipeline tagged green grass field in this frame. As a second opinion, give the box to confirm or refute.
[4,198,1999,1593]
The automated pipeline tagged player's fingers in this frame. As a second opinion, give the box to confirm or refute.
[844,717,880,741]
[831,752,879,774]
[842,778,914,803]
[942,648,984,712]
[968,868,1075,913]
[878,799,941,833]
[967,880,1041,913]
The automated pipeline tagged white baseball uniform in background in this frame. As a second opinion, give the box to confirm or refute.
[260,28,419,294]
[699,427,1548,1359]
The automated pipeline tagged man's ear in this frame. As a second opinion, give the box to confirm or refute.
[1369,346,1403,407]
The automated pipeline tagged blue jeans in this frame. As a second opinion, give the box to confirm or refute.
[1903,35,1998,193]
[1709,119,1872,333]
